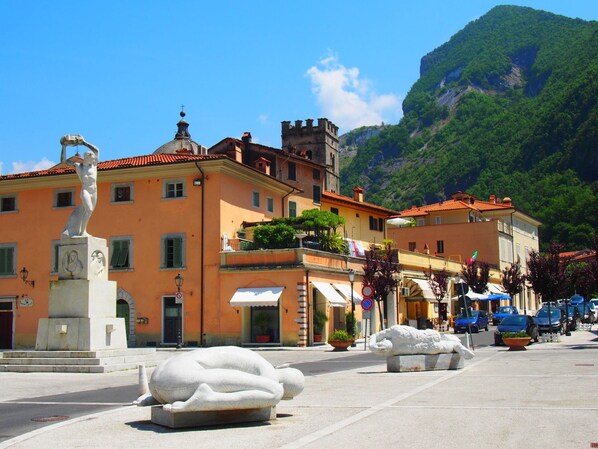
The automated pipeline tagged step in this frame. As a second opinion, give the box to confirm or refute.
[1,348,157,359]
[0,361,156,373]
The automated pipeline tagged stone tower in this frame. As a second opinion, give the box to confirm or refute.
[281,118,340,193]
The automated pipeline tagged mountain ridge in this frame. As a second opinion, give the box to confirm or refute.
[339,5,598,250]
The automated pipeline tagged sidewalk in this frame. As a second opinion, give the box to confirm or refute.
[2,330,598,449]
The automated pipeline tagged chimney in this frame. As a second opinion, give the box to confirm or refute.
[503,197,512,205]
[225,141,243,163]
[242,132,252,144]
[489,195,496,204]
[254,157,271,176]
[353,186,364,202]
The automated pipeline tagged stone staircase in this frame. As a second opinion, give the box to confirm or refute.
[0,348,165,373]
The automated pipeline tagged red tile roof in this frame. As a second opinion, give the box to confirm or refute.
[0,154,224,181]
[323,191,399,214]
[395,196,514,218]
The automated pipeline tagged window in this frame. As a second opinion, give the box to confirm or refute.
[313,169,320,180]
[369,217,384,232]
[252,191,260,208]
[436,240,445,254]
[55,189,74,207]
[266,197,274,213]
[435,216,442,225]
[313,185,321,204]
[0,194,17,212]
[417,218,425,226]
[111,238,132,270]
[161,234,185,269]
[408,242,416,252]
[289,201,297,218]
[330,207,339,215]
[163,179,185,199]
[288,162,297,181]
[112,184,133,203]
[0,244,15,276]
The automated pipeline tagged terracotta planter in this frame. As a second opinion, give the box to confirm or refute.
[255,335,271,343]
[503,337,531,351]
[328,340,354,351]
[314,334,322,342]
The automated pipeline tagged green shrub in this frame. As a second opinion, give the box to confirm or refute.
[502,331,529,338]
[329,329,353,341]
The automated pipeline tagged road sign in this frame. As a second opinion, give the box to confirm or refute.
[361,298,373,310]
[362,285,374,298]
[175,291,184,304]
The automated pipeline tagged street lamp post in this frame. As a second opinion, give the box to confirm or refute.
[454,274,474,350]
[348,268,356,347]
[174,273,184,349]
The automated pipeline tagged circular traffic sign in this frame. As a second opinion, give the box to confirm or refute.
[175,291,183,300]
[361,298,373,310]
[362,285,374,298]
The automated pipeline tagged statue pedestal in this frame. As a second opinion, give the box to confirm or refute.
[36,236,127,351]
[151,406,277,429]
[386,353,464,372]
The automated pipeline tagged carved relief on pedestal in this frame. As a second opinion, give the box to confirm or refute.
[90,250,106,277]
[63,250,83,277]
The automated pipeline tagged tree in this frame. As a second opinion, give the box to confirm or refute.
[424,266,451,325]
[500,260,526,302]
[526,242,569,303]
[362,242,400,329]
[461,260,490,293]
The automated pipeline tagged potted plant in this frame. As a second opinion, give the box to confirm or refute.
[502,331,531,351]
[313,310,328,342]
[254,311,272,343]
[328,329,354,351]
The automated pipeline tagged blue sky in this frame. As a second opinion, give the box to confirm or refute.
[1,1,597,174]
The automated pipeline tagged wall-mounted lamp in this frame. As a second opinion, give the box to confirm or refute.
[193,178,203,187]
[175,273,184,292]
[20,267,35,288]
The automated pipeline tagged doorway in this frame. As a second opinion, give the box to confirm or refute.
[163,296,182,345]
[0,300,14,349]
[116,299,130,346]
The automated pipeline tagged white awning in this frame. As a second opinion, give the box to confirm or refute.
[229,287,284,307]
[312,282,347,308]
[405,278,438,301]
[333,283,363,304]
[487,283,506,294]
[451,291,488,300]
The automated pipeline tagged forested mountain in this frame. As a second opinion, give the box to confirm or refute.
[340,5,598,250]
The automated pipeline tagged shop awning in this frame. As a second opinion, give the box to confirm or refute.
[405,278,440,302]
[487,283,506,295]
[229,287,284,307]
[451,291,489,301]
[312,282,347,308]
[333,283,363,304]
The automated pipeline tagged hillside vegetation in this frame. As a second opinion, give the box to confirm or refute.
[340,5,598,250]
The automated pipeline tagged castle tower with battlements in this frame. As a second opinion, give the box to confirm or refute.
[281,118,340,193]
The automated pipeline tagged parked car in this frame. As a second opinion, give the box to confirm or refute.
[492,306,519,325]
[454,310,489,333]
[534,308,565,335]
[559,305,582,331]
[575,301,596,324]
[569,294,584,305]
[494,315,539,346]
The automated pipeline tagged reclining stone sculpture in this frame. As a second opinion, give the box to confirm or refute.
[135,346,304,413]
[369,325,474,359]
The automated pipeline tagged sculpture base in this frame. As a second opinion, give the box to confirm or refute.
[386,353,464,372]
[151,405,277,429]
[36,317,127,351]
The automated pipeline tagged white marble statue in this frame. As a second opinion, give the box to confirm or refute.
[135,346,304,412]
[60,134,99,238]
[369,325,474,359]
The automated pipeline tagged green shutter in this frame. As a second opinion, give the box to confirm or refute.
[0,247,14,275]
[173,238,182,268]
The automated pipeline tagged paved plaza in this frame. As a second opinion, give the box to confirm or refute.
[1,330,598,449]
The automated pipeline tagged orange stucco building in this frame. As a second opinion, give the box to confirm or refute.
[0,116,404,349]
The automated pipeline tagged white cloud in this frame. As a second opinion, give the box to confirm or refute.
[306,55,402,131]
[257,113,269,124]
[8,157,56,174]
